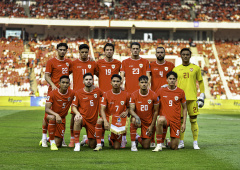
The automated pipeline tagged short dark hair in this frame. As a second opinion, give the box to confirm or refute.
[104,43,114,52]
[166,71,178,79]
[139,75,148,82]
[79,44,89,51]
[59,75,70,82]
[131,42,141,48]
[180,48,192,55]
[111,74,122,81]
[156,46,165,53]
[57,43,68,49]
[83,72,93,79]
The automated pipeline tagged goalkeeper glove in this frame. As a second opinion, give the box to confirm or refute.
[197,93,205,108]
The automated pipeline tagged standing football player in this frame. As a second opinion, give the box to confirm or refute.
[45,75,75,150]
[173,48,205,149]
[153,71,187,151]
[40,43,72,147]
[68,44,97,147]
[149,46,175,148]
[129,75,159,151]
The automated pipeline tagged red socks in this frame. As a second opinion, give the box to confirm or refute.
[74,130,80,143]
[95,123,102,145]
[130,123,137,141]
[48,120,56,141]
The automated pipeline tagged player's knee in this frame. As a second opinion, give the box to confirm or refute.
[74,118,82,125]
[113,141,121,149]
[88,139,96,149]
[171,145,178,150]
[131,117,136,124]
[96,118,103,124]
[47,115,55,121]
[190,117,197,123]
[157,118,164,126]
[142,144,150,149]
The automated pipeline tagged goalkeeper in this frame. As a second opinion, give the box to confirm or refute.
[173,48,205,150]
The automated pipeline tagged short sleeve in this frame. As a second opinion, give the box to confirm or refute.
[153,93,159,105]
[46,92,54,103]
[120,60,125,72]
[129,93,136,104]
[197,66,203,82]
[101,93,107,106]
[146,60,150,72]
[181,90,186,104]
[72,93,79,107]
[45,60,52,74]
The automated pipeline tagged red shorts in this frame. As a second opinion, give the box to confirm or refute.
[44,114,66,138]
[140,123,153,139]
[110,133,122,144]
[166,119,180,138]
[81,118,96,139]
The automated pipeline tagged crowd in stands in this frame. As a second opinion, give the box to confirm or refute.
[0,37,30,96]
[194,0,240,22]
[92,39,190,59]
[29,0,109,19]
[196,42,226,99]
[215,40,240,97]
[0,0,27,18]
[114,0,191,20]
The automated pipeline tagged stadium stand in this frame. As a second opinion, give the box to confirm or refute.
[215,40,240,98]
[29,0,109,19]
[0,0,27,18]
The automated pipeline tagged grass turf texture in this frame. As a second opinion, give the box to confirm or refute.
[0,107,239,169]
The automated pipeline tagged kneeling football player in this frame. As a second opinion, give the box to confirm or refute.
[94,74,130,151]
[72,73,103,151]
[129,75,159,151]
[153,71,187,151]
[45,75,75,150]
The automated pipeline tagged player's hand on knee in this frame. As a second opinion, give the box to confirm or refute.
[197,93,205,108]
[181,123,186,133]
[146,126,153,137]
[120,111,127,118]
[135,116,141,127]
[56,115,62,124]
[74,114,82,121]
[104,121,110,130]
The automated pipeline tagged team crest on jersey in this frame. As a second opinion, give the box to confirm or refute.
[121,101,124,105]
[117,118,121,123]
[175,96,179,101]
[148,99,152,104]
[165,67,168,71]
[190,68,193,72]
[94,94,97,98]
[88,65,91,69]
[68,97,71,101]
[139,64,143,68]
[66,62,69,67]
[112,65,115,69]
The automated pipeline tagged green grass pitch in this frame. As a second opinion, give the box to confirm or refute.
[0,107,239,169]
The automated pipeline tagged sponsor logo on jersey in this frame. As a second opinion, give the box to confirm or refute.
[58,65,62,67]
[163,96,167,98]
[94,94,97,98]
[121,101,124,105]
[154,68,158,70]
[66,62,69,67]
[117,118,121,123]
[139,64,143,68]
[88,65,91,69]
[77,66,82,68]
[190,68,193,72]
[129,65,133,67]
[57,100,62,101]
[112,65,115,69]
[148,99,152,104]
[165,67,168,71]
[83,97,88,99]
[175,96,179,101]
[101,66,106,67]
[137,101,142,103]
[68,97,71,101]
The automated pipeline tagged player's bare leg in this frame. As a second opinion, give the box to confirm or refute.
[73,117,83,151]
[153,116,167,152]
[178,117,185,149]
[150,127,156,148]
[69,114,75,147]
[130,117,138,151]
[141,138,151,149]
[113,140,121,149]
[190,115,200,149]
[47,115,58,150]
[94,118,104,151]
[88,139,97,149]
[40,117,48,147]
[168,137,179,150]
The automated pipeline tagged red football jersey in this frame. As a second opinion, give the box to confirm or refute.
[45,57,72,92]
[72,87,103,124]
[120,57,150,94]
[101,90,130,117]
[71,58,97,91]
[130,89,159,125]
[46,89,75,118]
[96,59,121,92]
[150,61,175,92]
[157,87,186,123]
